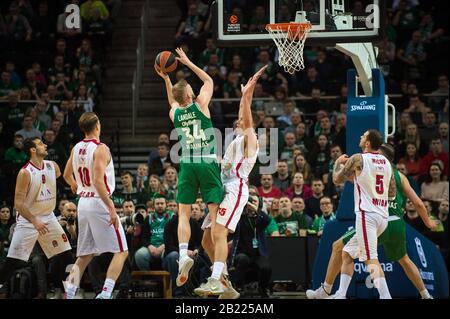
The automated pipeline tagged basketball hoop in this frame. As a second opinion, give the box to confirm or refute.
[266,21,312,74]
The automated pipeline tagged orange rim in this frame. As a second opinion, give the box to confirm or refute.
[266,22,312,40]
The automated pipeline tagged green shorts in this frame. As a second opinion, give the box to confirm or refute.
[176,160,224,204]
[341,216,407,262]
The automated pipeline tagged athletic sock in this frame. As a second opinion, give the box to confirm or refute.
[179,243,188,259]
[222,263,229,276]
[374,277,391,299]
[100,278,116,298]
[65,283,78,299]
[336,274,352,297]
[211,262,225,280]
[323,282,332,294]
[420,289,432,299]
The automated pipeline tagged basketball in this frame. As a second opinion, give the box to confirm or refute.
[155,51,178,73]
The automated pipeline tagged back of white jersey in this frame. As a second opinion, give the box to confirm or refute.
[21,160,57,216]
[354,152,392,218]
[72,139,115,198]
[221,133,259,183]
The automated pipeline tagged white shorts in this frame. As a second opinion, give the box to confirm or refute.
[8,213,71,261]
[202,180,249,232]
[343,211,388,262]
[77,197,128,257]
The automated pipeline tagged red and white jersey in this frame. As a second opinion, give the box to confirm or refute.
[221,132,259,184]
[72,139,115,198]
[354,152,392,218]
[20,160,57,216]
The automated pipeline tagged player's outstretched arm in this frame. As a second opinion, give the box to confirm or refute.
[63,149,77,194]
[93,145,118,228]
[240,65,267,158]
[333,154,362,185]
[14,169,49,235]
[175,47,213,111]
[400,173,438,230]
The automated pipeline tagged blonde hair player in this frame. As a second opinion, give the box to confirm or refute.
[194,65,267,298]
[155,47,224,287]
[63,112,128,299]
[0,138,72,298]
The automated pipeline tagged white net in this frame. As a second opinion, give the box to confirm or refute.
[266,23,311,75]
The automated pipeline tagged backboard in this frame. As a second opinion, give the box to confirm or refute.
[213,0,385,46]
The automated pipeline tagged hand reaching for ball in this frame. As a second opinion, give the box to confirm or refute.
[175,47,191,65]
[154,63,168,79]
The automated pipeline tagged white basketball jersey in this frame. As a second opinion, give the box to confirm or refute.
[354,152,392,218]
[221,133,259,183]
[21,160,57,216]
[72,139,115,198]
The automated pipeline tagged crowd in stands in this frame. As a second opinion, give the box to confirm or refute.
[0,0,448,298]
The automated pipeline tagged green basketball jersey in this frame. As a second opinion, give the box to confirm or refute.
[388,167,406,218]
[173,103,217,160]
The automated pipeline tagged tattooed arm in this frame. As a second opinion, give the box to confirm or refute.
[333,154,363,185]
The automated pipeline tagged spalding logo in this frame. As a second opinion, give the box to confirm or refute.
[415,237,427,268]
[350,100,376,111]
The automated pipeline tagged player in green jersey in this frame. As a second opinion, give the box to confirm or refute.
[155,48,223,287]
[307,143,438,299]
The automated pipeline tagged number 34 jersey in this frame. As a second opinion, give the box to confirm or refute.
[72,139,115,198]
[353,152,392,218]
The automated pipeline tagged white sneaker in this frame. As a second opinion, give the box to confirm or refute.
[74,288,85,299]
[194,277,225,296]
[219,275,240,299]
[327,293,346,299]
[176,255,194,287]
[306,284,331,299]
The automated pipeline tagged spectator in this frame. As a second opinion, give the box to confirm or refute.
[167,200,178,215]
[81,0,110,21]
[114,171,140,205]
[162,166,178,201]
[273,160,290,194]
[277,100,298,126]
[310,196,336,236]
[308,134,330,178]
[174,3,204,45]
[304,178,325,219]
[258,174,283,208]
[31,1,55,51]
[429,75,449,112]
[135,163,149,193]
[198,38,224,69]
[293,122,313,156]
[0,205,13,262]
[228,54,246,83]
[4,2,32,49]
[437,200,449,260]
[2,91,24,133]
[268,198,280,219]
[162,202,203,297]
[190,203,204,224]
[275,196,309,237]
[397,30,427,81]
[439,122,449,154]
[420,163,449,204]
[249,5,267,33]
[392,0,420,45]
[285,172,313,200]
[85,8,110,54]
[0,71,18,99]
[404,197,428,234]
[48,55,71,84]
[333,113,346,152]
[399,142,421,180]
[292,153,312,185]
[149,142,174,177]
[15,115,42,140]
[291,196,313,229]
[25,107,45,133]
[42,129,67,170]
[134,195,173,270]
[419,137,449,178]
[420,111,438,147]
[299,67,325,95]
[397,123,425,159]
[51,118,71,151]
[4,62,21,87]
[230,194,272,297]
[147,174,166,198]
[279,131,298,165]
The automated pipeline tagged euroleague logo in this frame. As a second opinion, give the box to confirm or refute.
[229,15,238,24]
